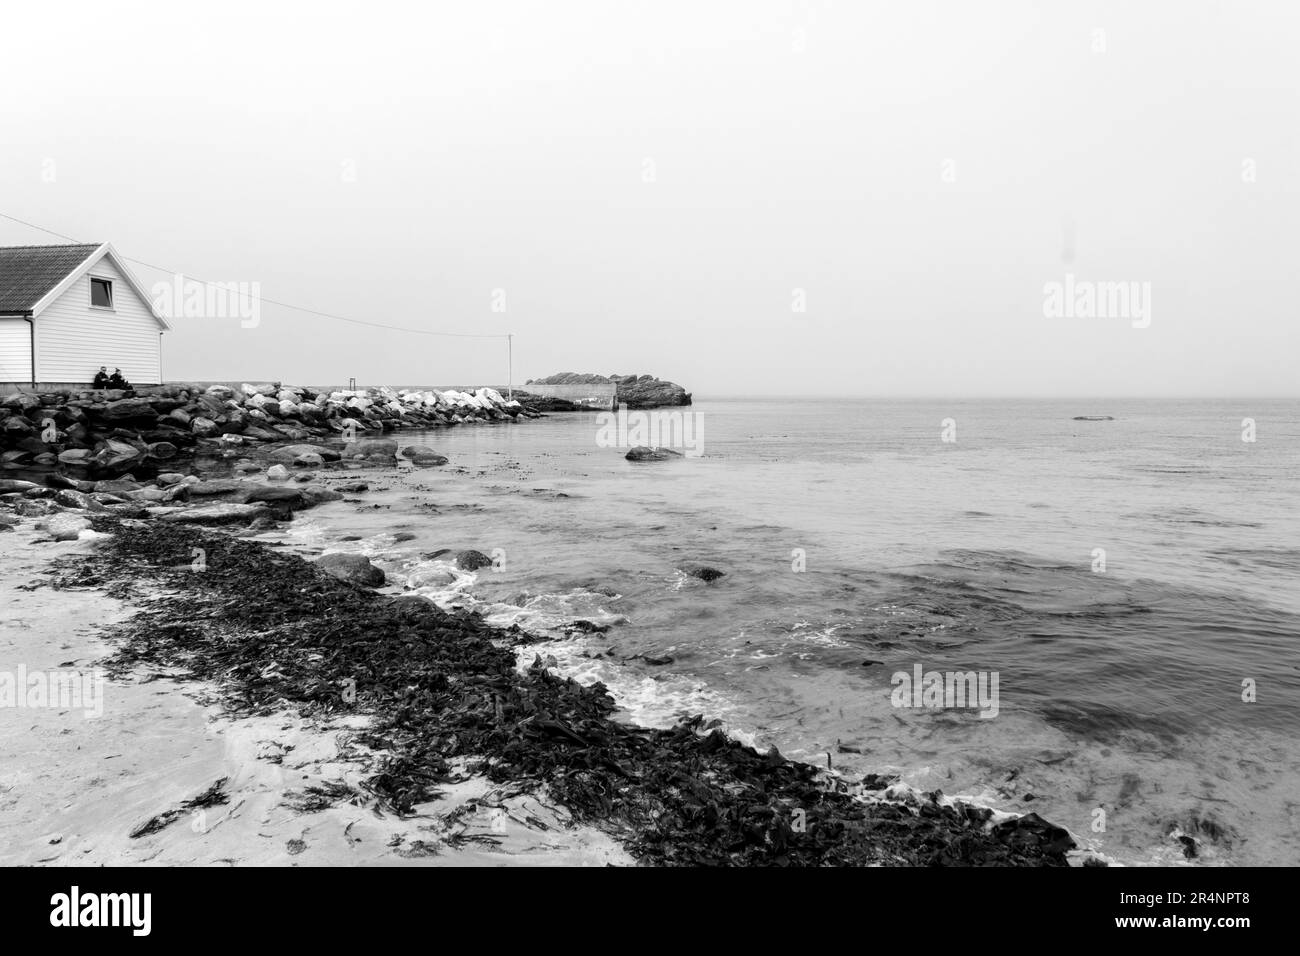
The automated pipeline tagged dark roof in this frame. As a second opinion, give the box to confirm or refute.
[0,243,102,314]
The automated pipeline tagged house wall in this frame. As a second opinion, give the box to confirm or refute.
[34,256,162,384]
[0,318,32,383]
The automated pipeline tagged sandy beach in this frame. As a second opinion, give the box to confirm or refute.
[0,525,629,867]
[0,462,1083,867]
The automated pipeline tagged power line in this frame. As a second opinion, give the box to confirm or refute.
[0,210,512,340]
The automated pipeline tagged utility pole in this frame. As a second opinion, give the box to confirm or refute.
[507,334,513,400]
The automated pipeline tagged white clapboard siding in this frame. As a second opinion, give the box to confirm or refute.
[0,318,33,382]
[35,257,162,384]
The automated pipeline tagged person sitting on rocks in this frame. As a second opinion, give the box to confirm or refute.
[92,367,110,389]
[107,368,130,390]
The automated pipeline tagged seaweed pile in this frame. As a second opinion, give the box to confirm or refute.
[56,518,1075,866]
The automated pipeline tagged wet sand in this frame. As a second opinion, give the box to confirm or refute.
[0,526,629,866]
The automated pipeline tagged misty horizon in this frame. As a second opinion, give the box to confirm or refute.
[3,0,1296,397]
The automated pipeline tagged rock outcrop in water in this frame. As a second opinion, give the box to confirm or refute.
[525,372,691,408]
[0,383,540,478]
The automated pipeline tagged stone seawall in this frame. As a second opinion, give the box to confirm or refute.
[1,382,539,479]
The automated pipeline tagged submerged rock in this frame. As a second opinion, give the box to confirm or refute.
[625,446,683,462]
[687,566,725,582]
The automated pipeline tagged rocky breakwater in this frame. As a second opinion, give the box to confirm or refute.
[1,383,537,479]
[523,372,691,409]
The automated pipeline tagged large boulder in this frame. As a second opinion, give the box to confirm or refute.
[314,552,386,587]
[611,374,691,408]
[525,372,691,408]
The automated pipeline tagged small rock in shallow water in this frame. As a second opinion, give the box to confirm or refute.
[315,552,387,587]
[454,549,493,571]
[400,445,449,466]
[687,566,725,582]
[625,446,683,462]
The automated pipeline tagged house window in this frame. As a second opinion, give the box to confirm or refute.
[90,277,114,309]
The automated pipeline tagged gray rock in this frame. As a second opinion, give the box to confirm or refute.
[0,479,40,494]
[314,552,386,587]
[400,445,449,466]
[188,479,246,497]
[343,438,398,460]
[454,549,494,571]
[301,486,344,504]
[268,443,340,462]
[238,485,307,509]
[53,488,98,510]
[45,513,92,541]
[162,503,271,526]
[625,446,684,462]
[101,398,159,422]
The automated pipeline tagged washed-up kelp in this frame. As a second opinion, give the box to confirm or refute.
[53,518,1074,866]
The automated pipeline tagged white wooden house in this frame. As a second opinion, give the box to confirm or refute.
[0,242,169,387]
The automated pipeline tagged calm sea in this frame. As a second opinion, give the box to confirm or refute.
[269,398,1300,866]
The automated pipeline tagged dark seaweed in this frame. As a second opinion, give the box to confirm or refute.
[60,517,1074,867]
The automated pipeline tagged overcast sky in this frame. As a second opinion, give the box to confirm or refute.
[2,1,1297,396]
